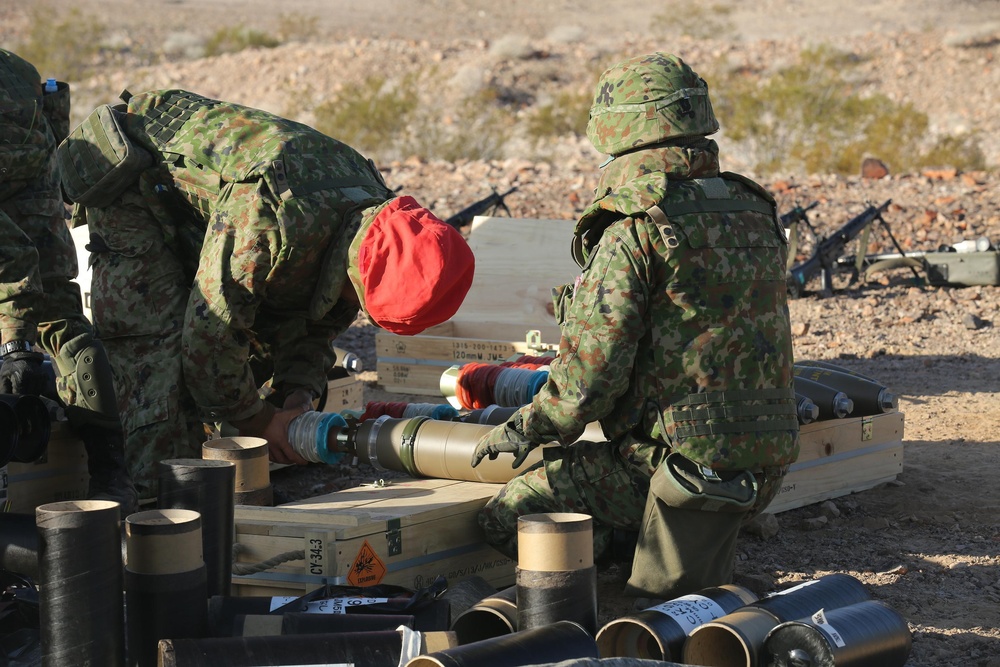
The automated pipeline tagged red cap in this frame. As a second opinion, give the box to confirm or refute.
[358,196,475,335]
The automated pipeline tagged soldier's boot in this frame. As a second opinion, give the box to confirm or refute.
[55,334,138,515]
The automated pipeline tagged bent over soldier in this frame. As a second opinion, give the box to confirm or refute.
[472,53,799,599]
[58,89,475,500]
[0,49,137,512]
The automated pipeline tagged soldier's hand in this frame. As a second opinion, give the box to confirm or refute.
[260,403,313,465]
[232,400,312,466]
[0,351,48,396]
[471,422,538,469]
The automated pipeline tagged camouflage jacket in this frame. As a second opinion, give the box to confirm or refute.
[0,49,69,344]
[120,90,395,422]
[511,139,799,472]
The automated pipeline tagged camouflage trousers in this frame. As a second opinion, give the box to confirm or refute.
[0,171,93,407]
[81,184,209,500]
[478,438,788,562]
[478,440,654,560]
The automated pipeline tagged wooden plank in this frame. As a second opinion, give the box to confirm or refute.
[377,330,556,364]
[322,375,364,412]
[2,422,89,512]
[376,360,454,397]
[232,498,515,596]
[239,480,503,541]
[795,412,904,464]
[232,543,514,596]
[235,478,462,526]
[453,216,579,330]
[374,216,574,395]
[766,440,904,514]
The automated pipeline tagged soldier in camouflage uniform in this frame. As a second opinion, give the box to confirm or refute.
[0,49,137,512]
[58,89,475,500]
[472,53,799,597]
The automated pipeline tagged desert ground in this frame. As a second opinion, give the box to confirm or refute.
[2,1,1000,665]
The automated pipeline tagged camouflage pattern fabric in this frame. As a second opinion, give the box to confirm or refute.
[0,49,90,405]
[478,70,798,555]
[587,52,719,157]
[70,89,395,497]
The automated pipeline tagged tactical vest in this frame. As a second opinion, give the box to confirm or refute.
[578,171,799,470]
[123,90,391,221]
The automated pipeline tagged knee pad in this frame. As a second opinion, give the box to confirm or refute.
[54,334,122,430]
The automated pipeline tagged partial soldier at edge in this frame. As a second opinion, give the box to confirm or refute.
[0,48,138,513]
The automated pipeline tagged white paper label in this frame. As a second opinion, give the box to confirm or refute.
[811,608,847,647]
[771,579,820,596]
[268,596,390,614]
[650,594,728,634]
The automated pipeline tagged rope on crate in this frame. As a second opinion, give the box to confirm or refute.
[231,542,304,576]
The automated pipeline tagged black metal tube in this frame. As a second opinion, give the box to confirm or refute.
[207,595,450,636]
[595,584,758,661]
[0,394,51,463]
[793,376,854,419]
[0,400,17,466]
[451,584,518,644]
[160,630,408,667]
[684,574,873,667]
[158,458,236,597]
[793,365,897,415]
[0,512,39,580]
[751,574,872,622]
[126,566,208,667]
[793,360,879,383]
[408,620,598,667]
[125,509,208,667]
[763,600,912,667]
[36,499,124,667]
[233,612,414,636]
[201,437,272,506]
[516,513,598,635]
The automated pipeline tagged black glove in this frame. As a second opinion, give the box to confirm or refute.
[471,420,539,469]
[0,350,47,396]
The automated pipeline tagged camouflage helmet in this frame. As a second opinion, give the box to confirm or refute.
[587,52,719,156]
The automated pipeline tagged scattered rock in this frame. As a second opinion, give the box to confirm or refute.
[861,158,890,180]
[962,313,985,330]
[743,512,780,539]
[800,515,829,530]
[732,572,777,597]
[819,500,841,520]
[863,517,892,530]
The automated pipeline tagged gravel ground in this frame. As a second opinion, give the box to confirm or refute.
[3,1,999,664]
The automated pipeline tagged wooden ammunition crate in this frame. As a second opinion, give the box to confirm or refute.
[322,374,365,413]
[766,410,904,514]
[376,216,578,396]
[1,421,89,512]
[231,478,513,597]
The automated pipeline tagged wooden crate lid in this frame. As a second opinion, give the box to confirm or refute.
[446,216,580,340]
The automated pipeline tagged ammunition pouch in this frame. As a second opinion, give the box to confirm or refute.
[625,452,757,599]
[57,104,152,207]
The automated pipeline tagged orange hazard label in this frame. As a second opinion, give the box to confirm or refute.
[347,540,387,587]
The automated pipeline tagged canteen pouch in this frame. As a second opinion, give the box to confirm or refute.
[41,80,71,145]
[625,452,757,599]
[57,104,152,207]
